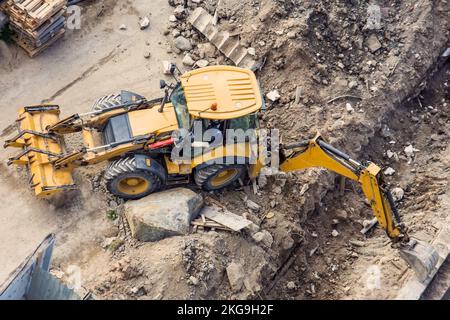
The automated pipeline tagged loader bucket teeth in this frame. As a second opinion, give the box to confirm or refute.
[3,105,76,197]
[398,238,439,282]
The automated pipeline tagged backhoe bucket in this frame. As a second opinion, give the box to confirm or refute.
[3,105,75,197]
[398,238,439,282]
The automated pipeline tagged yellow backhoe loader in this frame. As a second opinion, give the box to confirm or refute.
[3,65,438,282]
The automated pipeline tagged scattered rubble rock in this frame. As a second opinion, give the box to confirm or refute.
[119,24,127,30]
[174,36,192,51]
[182,53,195,66]
[195,59,209,68]
[365,4,382,30]
[366,34,382,53]
[266,90,281,102]
[245,199,260,212]
[345,103,354,113]
[384,167,396,176]
[124,188,203,242]
[391,187,404,202]
[226,262,244,292]
[404,144,419,157]
[252,230,274,248]
[139,16,150,30]
[331,230,339,237]
[286,281,297,290]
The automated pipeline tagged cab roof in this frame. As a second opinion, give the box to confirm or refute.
[180,65,263,120]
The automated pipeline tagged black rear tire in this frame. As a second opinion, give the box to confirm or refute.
[104,157,162,200]
[194,164,246,191]
[92,93,122,112]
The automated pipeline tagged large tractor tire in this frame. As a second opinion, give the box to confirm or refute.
[194,164,246,191]
[104,157,162,200]
[92,93,122,112]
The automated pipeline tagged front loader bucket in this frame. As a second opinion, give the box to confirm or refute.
[3,105,76,197]
[398,238,439,282]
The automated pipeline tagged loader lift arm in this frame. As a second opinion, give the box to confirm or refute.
[278,134,439,281]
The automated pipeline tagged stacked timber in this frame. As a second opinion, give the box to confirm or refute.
[5,0,66,57]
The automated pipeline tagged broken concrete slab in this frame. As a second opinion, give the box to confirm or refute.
[201,206,252,232]
[188,7,257,69]
[124,188,203,242]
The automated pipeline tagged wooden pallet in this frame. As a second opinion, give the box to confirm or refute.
[13,27,64,57]
[7,0,65,30]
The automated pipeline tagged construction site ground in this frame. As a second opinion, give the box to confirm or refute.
[0,0,448,300]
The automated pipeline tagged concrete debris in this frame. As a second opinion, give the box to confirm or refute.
[169,15,178,22]
[226,262,244,292]
[266,90,281,102]
[331,229,339,237]
[286,281,297,290]
[360,218,378,234]
[345,103,354,113]
[252,230,274,248]
[119,24,127,30]
[139,16,150,30]
[365,4,382,30]
[404,144,419,157]
[189,276,199,286]
[247,47,256,56]
[124,188,203,242]
[349,239,366,247]
[386,150,395,158]
[174,36,192,51]
[391,187,405,202]
[384,167,396,176]
[195,59,209,68]
[366,34,382,53]
[245,199,261,212]
[182,53,195,66]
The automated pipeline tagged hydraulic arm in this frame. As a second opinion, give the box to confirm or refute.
[279,134,439,281]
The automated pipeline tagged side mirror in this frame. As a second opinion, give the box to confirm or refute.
[160,80,167,89]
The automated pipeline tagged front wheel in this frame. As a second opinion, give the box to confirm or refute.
[194,164,246,191]
[104,157,162,199]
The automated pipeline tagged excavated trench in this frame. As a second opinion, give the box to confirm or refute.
[265,54,449,300]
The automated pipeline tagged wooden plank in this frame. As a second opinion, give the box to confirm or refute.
[200,205,252,232]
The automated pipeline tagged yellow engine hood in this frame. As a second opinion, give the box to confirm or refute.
[127,104,178,137]
[180,65,263,120]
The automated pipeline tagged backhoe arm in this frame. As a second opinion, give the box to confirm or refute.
[278,134,438,281]
[279,134,405,241]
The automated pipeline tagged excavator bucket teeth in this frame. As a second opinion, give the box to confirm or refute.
[3,105,76,197]
[398,238,439,282]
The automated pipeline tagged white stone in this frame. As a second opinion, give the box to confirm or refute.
[384,167,396,176]
[391,187,404,202]
[404,144,419,157]
[182,54,195,66]
[345,103,354,113]
[332,229,339,237]
[195,59,209,68]
[266,90,281,102]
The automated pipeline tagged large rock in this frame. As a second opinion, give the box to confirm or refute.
[124,188,203,242]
